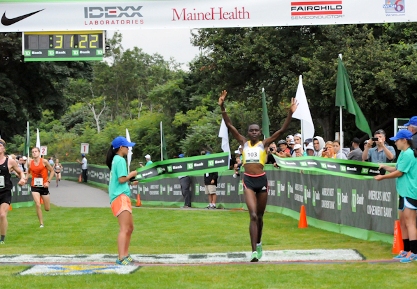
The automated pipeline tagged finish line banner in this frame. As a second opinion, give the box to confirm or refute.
[0,0,412,32]
[272,155,390,179]
[134,152,230,183]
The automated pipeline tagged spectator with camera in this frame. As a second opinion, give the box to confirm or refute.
[321,141,336,158]
[362,129,396,163]
[266,142,280,166]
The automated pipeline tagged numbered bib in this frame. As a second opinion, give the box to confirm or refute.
[34,178,44,187]
[0,176,4,188]
[244,147,261,163]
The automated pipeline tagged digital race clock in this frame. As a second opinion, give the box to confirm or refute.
[23,31,104,62]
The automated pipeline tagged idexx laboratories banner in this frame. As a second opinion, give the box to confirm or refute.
[0,0,411,32]
[63,155,398,238]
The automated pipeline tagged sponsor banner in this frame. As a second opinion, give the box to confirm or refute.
[62,162,396,235]
[0,0,412,32]
[11,178,33,206]
[134,152,230,183]
[272,155,391,179]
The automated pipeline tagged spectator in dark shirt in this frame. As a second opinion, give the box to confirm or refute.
[348,137,363,161]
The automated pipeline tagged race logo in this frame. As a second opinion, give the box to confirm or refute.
[84,6,143,19]
[84,6,144,26]
[291,0,343,20]
[383,0,405,15]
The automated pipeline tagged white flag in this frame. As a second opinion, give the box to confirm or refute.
[36,128,41,149]
[126,128,133,170]
[292,75,315,141]
[218,118,231,166]
[218,118,230,153]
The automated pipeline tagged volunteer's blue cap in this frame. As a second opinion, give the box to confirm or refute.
[389,130,413,141]
[112,136,136,149]
[404,116,417,127]
[81,154,85,157]
[178,154,184,158]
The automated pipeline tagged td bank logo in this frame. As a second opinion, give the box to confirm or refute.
[187,163,193,170]
[208,160,214,167]
[361,168,369,174]
[167,166,173,173]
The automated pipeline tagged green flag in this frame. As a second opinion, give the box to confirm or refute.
[160,121,168,161]
[335,57,372,137]
[262,88,270,138]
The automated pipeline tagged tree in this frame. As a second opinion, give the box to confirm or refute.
[189,25,417,141]
[0,32,92,141]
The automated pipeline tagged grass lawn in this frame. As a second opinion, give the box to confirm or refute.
[0,205,413,289]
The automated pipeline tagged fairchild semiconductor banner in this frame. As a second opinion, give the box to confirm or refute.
[0,0,411,32]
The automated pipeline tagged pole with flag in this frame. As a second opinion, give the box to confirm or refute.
[36,128,41,156]
[335,55,372,149]
[292,75,315,143]
[261,88,270,138]
[218,118,231,166]
[160,121,168,161]
[25,122,30,156]
[126,128,133,170]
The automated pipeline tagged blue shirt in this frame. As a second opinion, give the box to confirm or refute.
[366,144,396,163]
[396,148,417,199]
[109,155,130,203]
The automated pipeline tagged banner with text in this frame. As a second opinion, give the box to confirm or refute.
[63,160,397,236]
[0,0,411,32]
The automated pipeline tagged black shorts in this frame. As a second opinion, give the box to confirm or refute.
[0,191,12,205]
[31,186,50,196]
[399,196,417,211]
[243,173,268,194]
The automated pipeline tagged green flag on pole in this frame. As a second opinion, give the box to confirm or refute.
[335,57,372,137]
[261,88,270,138]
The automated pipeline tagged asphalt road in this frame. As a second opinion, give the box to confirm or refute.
[50,180,110,208]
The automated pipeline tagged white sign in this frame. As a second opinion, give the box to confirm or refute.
[40,146,47,156]
[81,143,89,154]
[0,0,411,32]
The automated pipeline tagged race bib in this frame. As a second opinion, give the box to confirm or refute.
[244,147,261,163]
[34,178,44,187]
[0,176,4,188]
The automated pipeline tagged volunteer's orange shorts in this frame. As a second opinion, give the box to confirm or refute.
[111,194,132,217]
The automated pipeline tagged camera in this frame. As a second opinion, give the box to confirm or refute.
[269,147,274,152]
[372,137,379,141]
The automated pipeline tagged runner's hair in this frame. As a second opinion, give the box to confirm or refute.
[105,145,120,170]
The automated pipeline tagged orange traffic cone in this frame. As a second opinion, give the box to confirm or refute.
[136,193,142,207]
[298,205,308,228]
[78,174,82,183]
[40,198,44,205]
[392,220,404,254]
[9,204,12,211]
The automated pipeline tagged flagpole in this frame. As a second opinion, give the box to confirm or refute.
[160,121,163,161]
[338,54,344,149]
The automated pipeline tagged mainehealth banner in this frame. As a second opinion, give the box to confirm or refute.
[0,0,412,32]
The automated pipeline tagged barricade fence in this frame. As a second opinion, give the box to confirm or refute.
[59,158,397,243]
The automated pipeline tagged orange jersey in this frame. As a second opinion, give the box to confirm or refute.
[30,159,48,186]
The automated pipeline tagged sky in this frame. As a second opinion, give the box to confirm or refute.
[109,29,201,70]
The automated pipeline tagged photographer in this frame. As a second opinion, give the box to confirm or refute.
[362,129,396,163]
[266,142,280,167]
